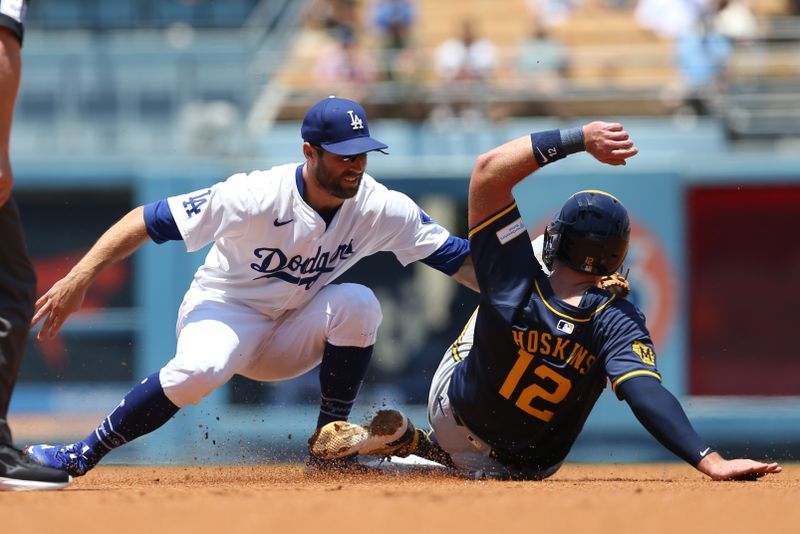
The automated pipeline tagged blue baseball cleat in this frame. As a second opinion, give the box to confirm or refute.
[24,443,96,477]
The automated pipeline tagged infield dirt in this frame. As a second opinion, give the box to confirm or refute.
[3,463,797,534]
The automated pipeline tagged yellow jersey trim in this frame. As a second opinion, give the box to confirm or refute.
[611,370,662,393]
[534,280,616,323]
[468,203,517,238]
[451,307,479,362]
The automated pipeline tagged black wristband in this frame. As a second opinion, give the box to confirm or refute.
[561,126,585,155]
[530,129,564,166]
[531,127,586,167]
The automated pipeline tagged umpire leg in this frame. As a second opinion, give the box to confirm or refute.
[0,200,71,490]
[0,198,37,446]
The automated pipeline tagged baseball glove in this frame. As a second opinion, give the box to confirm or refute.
[598,271,630,299]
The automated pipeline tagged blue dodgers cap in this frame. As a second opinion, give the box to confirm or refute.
[301,96,388,156]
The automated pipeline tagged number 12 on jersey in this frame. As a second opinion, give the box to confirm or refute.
[499,349,572,422]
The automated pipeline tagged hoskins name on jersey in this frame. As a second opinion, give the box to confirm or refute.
[511,328,596,375]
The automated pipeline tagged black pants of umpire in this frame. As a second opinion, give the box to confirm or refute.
[0,198,37,446]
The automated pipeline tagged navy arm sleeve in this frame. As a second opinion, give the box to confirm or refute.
[143,199,183,244]
[419,235,469,276]
[617,376,713,467]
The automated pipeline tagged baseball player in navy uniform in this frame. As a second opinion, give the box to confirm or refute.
[312,122,782,481]
[0,0,72,490]
[24,96,477,477]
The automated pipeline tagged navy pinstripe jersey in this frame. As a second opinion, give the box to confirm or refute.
[447,203,661,469]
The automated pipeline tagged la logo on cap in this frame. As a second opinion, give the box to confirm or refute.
[301,96,388,155]
[347,110,364,130]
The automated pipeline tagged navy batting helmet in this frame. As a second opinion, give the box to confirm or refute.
[542,190,630,276]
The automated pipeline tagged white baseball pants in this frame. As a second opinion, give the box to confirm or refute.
[159,283,381,407]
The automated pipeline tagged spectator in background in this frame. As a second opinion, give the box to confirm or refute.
[372,0,415,50]
[433,19,497,122]
[370,0,417,81]
[307,0,359,45]
[387,43,429,123]
[603,0,635,8]
[675,13,732,115]
[527,0,580,27]
[635,0,706,39]
[435,19,497,83]
[713,0,758,43]
[514,19,568,117]
[313,35,377,101]
[516,22,568,76]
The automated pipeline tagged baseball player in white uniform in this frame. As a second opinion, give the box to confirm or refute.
[24,96,477,476]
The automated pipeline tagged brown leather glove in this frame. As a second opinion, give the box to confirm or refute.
[598,271,630,299]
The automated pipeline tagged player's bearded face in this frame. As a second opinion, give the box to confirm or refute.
[313,150,368,199]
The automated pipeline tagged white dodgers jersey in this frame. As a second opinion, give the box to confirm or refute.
[166,163,450,318]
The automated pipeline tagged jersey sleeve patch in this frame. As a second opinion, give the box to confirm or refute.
[632,340,656,366]
[469,202,540,321]
[496,217,527,245]
[469,203,517,237]
[599,302,662,398]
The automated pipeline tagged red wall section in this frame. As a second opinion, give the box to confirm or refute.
[688,184,800,395]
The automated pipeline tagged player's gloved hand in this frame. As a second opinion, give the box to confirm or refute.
[697,451,782,481]
[582,122,638,166]
[598,271,630,299]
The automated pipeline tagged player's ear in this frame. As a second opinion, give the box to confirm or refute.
[302,142,318,162]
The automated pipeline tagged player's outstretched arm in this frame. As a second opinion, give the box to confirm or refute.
[696,452,782,481]
[619,377,781,481]
[32,206,151,339]
[467,121,637,228]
